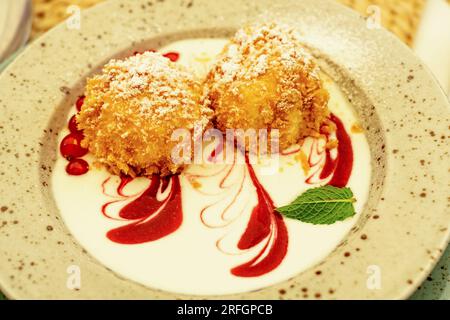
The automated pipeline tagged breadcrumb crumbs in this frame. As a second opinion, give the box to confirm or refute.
[77,51,212,177]
[204,22,330,150]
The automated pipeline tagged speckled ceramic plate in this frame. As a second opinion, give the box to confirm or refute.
[0,0,448,299]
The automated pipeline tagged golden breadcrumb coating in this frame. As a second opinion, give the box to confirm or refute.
[204,22,330,150]
[77,51,212,177]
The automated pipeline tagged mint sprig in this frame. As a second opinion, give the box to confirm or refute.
[276,186,356,225]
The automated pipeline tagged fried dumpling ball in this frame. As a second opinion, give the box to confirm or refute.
[204,23,330,150]
[77,51,212,177]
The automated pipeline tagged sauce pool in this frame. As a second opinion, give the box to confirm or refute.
[231,154,289,277]
[102,175,183,244]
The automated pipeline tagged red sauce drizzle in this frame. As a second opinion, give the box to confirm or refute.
[327,114,353,187]
[75,95,85,112]
[304,114,353,187]
[96,115,353,277]
[163,52,180,62]
[133,49,156,55]
[134,50,180,62]
[104,175,183,244]
[319,149,335,180]
[60,95,89,175]
[60,132,88,159]
[117,176,133,196]
[68,114,81,133]
[230,154,288,277]
[66,158,89,175]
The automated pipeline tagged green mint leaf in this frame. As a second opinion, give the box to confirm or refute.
[276,185,356,225]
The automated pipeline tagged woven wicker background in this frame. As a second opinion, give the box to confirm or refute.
[338,0,425,46]
[29,0,448,46]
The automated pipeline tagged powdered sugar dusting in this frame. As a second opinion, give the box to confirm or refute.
[212,22,319,87]
[103,52,192,100]
[92,51,211,126]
